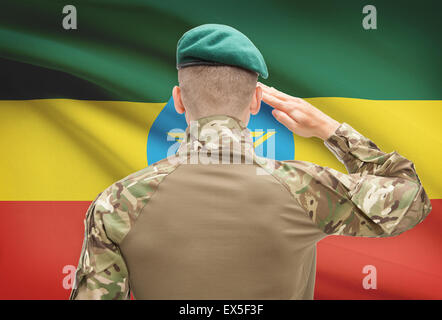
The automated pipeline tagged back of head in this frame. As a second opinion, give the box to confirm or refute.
[178,65,258,119]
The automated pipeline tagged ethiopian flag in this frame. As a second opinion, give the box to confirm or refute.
[0,0,441,299]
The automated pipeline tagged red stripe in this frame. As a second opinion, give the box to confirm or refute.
[0,201,88,300]
[315,202,442,300]
[0,200,440,300]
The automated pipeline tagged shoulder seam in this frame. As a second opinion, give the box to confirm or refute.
[255,159,309,213]
[119,160,183,246]
[263,160,329,237]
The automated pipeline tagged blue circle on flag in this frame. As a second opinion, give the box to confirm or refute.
[147,97,295,164]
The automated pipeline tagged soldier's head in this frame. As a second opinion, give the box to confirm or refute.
[173,65,262,125]
[174,24,268,125]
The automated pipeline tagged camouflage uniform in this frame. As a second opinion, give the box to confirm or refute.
[70,115,431,300]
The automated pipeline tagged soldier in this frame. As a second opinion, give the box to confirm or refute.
[70,24,432,300]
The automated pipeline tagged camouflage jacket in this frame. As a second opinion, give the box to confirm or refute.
[70,115,432,300]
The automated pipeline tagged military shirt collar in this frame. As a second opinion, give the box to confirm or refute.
[176,115,255,158]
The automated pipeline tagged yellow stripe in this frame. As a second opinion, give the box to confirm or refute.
[300,98,442,199]
[0,99,164,200]
[0,98,440,200]
[253,131,276,148]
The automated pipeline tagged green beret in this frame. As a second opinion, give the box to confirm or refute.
[176,24,268,79]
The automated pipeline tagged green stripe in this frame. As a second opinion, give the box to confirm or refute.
[0,0,440,101]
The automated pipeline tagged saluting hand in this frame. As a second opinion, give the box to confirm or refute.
[258,82,340,141]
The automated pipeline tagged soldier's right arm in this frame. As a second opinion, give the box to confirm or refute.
[258,82,431,238]
[275,122,432,237]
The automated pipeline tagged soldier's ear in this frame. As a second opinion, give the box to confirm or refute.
[172,86,186,114]
[250,85,262,115]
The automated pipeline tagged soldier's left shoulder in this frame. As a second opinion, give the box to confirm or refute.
[119,157,178,187]
[94,157,180,243]
[109,157,180,203]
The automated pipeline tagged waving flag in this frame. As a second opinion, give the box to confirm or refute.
[0,0,441,299]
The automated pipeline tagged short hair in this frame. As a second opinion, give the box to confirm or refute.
[178,65,258,119]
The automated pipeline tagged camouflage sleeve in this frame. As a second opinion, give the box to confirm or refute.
[69,190,130,300]
[69,158,179,300]
[277,122,432,237]
[325,122,423,180]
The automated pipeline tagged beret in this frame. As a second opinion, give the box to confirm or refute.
[176,24,268,79]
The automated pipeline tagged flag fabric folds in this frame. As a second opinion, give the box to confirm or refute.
[0,0,441,299]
